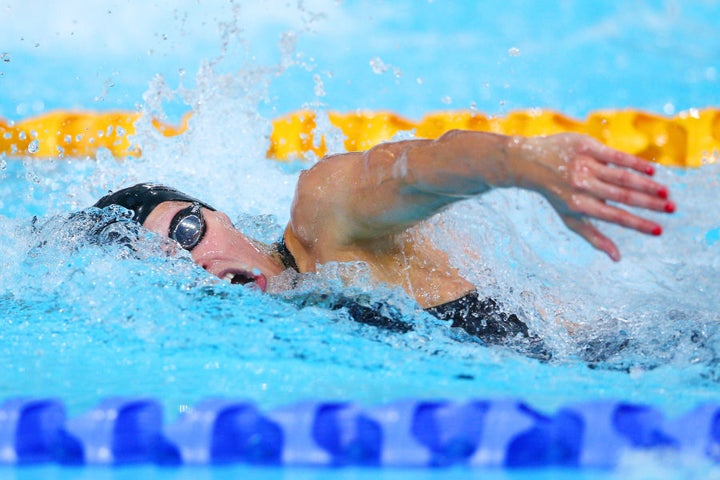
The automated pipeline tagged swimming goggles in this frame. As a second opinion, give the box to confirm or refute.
[168,202,207,251]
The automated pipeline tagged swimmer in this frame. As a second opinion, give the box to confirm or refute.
[92,131,674,352]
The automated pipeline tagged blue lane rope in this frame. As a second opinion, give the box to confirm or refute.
[0,397,718,468]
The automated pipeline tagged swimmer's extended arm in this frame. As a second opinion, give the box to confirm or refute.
[290,130,674,261]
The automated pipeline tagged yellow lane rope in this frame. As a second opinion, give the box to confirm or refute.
[1,109,718,167]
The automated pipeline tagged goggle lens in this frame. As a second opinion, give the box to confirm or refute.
[169,203,206,251]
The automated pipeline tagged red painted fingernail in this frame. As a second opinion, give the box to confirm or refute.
[645,165,655,175]
[657,187,668,199]
[664,201,675,213]
[652,226,663,236]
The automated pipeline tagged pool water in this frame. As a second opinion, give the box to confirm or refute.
[1,0,720,477]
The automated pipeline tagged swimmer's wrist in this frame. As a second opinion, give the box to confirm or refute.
[502,134,536,189]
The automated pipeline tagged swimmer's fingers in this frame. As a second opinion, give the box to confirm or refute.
[562,216,620,261]
[580,136,656,175]
[561,193,663,240]
[589,161,674,212]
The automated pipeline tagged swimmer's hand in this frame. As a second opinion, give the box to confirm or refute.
[515,133,674,261]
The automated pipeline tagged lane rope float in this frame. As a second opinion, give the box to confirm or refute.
[1,108,718,167]
[0,397,716,468]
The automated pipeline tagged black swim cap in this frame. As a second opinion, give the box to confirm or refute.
[93,183,216,225]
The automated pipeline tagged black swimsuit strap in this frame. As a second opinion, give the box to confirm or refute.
[275,235,300,272]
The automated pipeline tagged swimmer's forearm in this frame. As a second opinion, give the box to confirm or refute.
[399,130,524,197]
[298,129,670,252]
[397,129,674,261]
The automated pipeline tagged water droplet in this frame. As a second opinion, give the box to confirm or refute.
[28,139,40,154]
[508,47,521,57]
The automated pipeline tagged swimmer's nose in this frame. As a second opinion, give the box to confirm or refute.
[195,258,214,275]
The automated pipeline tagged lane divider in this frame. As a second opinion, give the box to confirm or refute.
[1,109,719,167]
[0,397,717,468]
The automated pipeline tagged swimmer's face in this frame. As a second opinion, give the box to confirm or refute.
[142,201,284,291]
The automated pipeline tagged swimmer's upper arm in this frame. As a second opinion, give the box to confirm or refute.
[289,139,463,246]
[289,151,388,247]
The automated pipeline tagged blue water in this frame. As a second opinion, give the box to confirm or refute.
[1,1,720,478]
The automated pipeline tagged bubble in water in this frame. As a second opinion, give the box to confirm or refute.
[508,47,521,57]
[441,95,452,105]
[233,213,283,244]
[25,171,40,183]
[313,74,325,97]
[27,140,39,154]
[1,52,10,63]
[369,57,388,74]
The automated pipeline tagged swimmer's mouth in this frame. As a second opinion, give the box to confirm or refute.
[221,269,267,291]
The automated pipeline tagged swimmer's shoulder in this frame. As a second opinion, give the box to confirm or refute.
[289,152,369,249]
